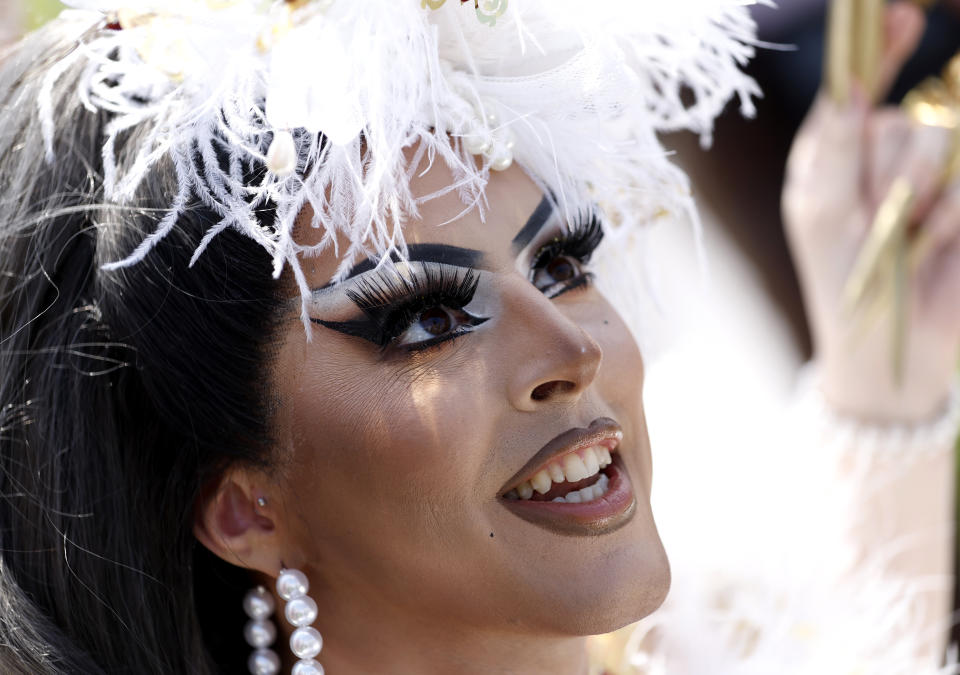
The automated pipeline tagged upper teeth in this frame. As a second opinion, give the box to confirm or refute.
[506,445,613,501]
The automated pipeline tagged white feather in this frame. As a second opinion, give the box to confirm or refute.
[43,0,761,335]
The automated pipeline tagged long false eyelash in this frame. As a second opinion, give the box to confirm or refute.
[349,263,480,317]
[313,264,482,348]
[530,208,604,271]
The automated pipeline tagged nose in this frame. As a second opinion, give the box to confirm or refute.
[502,281,603,412]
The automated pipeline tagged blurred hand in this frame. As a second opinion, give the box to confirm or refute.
[783,1,960,423]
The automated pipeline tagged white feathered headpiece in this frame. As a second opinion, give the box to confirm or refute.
[40,0,760,329]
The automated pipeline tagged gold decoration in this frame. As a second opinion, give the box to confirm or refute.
[903,53,960,182]
[256,0,334,54]
[112,10,191,82]
[114,8,157,30]
[843,177,914,385]
[842,51,960,384]
[205,0,241,9]
[422,0,508,25]
[257,15,294,54]
[825,0,885,104]
[843,177,915,314]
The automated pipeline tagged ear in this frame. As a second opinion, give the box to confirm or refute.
[193,469,282,577]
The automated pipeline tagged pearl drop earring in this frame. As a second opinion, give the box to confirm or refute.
[278,568,325,675]
[243,586,281,675]
[244,569,325,675]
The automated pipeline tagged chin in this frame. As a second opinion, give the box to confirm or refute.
[590,546,671,635]
[504,517,671,637]
[562,537,671,636]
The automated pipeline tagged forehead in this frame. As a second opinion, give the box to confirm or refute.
[402,158,544,252]
[294,156,545,289]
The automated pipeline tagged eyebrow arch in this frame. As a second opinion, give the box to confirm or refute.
[511,195,555,254]
[315,197,554,292]
[340,243,486,282]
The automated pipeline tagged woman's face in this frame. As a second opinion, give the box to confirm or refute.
[268,157,669,638]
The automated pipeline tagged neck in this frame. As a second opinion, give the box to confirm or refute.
[276,583,592,675]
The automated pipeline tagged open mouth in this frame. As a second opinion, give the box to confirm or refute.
[503,441,616,503]
[498,418,638,536]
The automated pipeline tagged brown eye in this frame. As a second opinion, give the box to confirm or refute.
[545,256,576,282]
[530,252,591,298]
[419,307,452,336]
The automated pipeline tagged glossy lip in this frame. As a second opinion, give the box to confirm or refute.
[498,418,637,536]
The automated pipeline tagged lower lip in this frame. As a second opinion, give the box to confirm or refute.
[499,454,637,536]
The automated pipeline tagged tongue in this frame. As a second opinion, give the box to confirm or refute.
[529,471,604,502]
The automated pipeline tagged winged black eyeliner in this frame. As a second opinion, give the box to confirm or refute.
[313,264,485,349]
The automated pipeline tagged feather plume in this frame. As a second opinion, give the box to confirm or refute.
[43,0,761,333]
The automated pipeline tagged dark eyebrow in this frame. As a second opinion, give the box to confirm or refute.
[511,195,555,255]
[339,243,486,282]
[317,197,553,291]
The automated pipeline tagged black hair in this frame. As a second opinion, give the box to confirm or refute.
[0,18,288,673]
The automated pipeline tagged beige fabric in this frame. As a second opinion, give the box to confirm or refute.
[837,438,955,664]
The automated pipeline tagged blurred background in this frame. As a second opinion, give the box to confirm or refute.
[669,0,960,361]
[1,0,62,43]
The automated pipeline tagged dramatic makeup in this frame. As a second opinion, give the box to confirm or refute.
[310,195,605,355]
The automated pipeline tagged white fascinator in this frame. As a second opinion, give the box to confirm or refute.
[39,0,761,328]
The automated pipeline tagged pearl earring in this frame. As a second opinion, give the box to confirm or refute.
[277,568,325,675]
[243,569,325,675]
[243,586,281,675]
